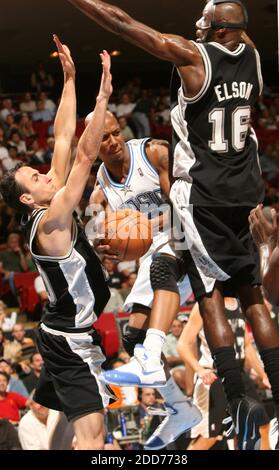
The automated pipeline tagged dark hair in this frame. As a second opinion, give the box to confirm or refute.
[0,371,10,382]
[0,163,30,213]
[30,351,41,363]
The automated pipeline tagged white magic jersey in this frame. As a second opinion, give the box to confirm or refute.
[97,138,170,258]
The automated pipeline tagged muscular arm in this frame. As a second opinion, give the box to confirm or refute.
[48,36,76,189]
[68,0,198,66]
[146,139,170,197]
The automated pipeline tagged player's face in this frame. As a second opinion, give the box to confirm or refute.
[99,118,126,164]
[196,1,214,43]
[16,166,56,209]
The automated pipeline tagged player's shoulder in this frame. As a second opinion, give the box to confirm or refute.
[146,139,170,152]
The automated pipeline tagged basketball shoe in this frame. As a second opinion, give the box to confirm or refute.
[101,344,167,387]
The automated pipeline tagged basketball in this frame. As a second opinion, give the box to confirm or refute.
[103,209,152,260]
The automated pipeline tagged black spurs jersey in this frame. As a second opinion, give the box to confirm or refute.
[22,209,110,332]
[171,42,265,206]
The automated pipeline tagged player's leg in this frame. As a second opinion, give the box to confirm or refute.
[72,411,104,450]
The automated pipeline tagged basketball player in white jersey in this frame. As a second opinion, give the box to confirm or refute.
[88,111,201,449]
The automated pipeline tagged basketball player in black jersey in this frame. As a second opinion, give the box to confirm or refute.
[67,0,279,449]
[0,46,113,450]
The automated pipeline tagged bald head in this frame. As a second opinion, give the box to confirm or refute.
[196,1,246,44]
[85,110,117,127]
[213,2,246,27]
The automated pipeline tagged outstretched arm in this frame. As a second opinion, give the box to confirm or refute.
[48,35,76,189]
[44,50,112,232]
[68,0,198,66]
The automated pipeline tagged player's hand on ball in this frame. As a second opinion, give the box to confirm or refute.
[94,238,120,260]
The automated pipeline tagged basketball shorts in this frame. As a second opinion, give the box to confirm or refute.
[34,324,113,422]
[170,179,260,299]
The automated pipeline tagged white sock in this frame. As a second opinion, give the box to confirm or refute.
[159,376,186,404]
[143,328,166,360]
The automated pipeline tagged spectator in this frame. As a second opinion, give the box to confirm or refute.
[0,142,12,172]
[162,318,187,390]
[32,100,54,122]
[19,93,36,114]
[8,131,27,155]
[0,419,21,449]
[4,324,35,364]
[38,92,56,114]
[27,139,45,164]
[30,63,55,94]
[116,93,136,118]
[18,113,36,139]
[22,352,43,394]
[0,371,31,423]
[103,257,125,289]
[0,99,15,123]
[0,358,29,398]
[42,137,55,163]
[0,233,28,275]
[138,388,164,441]
[0,301,17,333]
[18,401,60,450]
[118,116,134,142]
[4,114,18,138]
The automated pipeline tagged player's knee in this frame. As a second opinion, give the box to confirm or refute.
[150,254,181,294]
[122,326,146,356]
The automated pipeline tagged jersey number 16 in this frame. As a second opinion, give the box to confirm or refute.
[209,105,251,153]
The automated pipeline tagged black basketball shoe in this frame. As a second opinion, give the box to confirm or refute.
[229,396,269,450]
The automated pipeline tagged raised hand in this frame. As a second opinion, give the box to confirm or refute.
[249,204,278,250]
[53,34,76,79]
[97,50,113,101]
